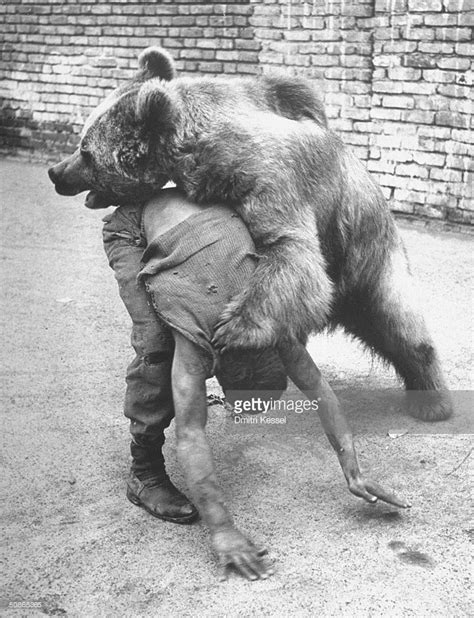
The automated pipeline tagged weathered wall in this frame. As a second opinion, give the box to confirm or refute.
[1,0,472,224]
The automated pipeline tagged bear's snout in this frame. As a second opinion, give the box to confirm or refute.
[48,152,91,196]
[47,165,62,186]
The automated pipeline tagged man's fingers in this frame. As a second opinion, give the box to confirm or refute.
[218,550,273,581]
[243,552,271,579]
[233,556,258,581]
[349,482,378,504]
[365,480,412,508]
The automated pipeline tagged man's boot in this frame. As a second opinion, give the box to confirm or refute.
[126,434,198,524]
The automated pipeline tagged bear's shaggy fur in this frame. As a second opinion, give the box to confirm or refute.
[49,47,452,421]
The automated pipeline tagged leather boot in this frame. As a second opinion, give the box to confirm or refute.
[126,434,198,524]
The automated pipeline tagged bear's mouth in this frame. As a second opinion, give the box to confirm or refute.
[85,191,116,210]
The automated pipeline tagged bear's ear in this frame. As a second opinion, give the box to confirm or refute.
[136,79,178,133]
[138,47,176,81]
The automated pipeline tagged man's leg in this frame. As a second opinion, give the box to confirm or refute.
[103,206,197,523]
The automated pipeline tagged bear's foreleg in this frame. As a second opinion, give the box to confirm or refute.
[213,232,333,350]
[177,125,334,349]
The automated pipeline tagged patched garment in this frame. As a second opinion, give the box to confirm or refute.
[138,205,287,398]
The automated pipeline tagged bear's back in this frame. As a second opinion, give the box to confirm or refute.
[170,74,327,128]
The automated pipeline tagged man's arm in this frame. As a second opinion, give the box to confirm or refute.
[277,340,411,509]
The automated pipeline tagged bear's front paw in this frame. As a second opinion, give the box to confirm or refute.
[212,306,277,351]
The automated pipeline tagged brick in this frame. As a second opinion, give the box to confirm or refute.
[430,167,463,182]
[235,40,261,51]
[446,155,472,170]
[382,95,415,108]
[449,99,473,114]
[435,27,472,41]
[408,0,442,10]
[353,94,372,107]
[259,52,284,64]
[341,107,370,120]
[418,42,454,54]
[403,53,437,68]
[445,141,472,156]
[423,69,456,83]
[455,43,474,56]
[342,56,372,69]
[452,129,474,144]
[437,57,471,71]
[415,204,446,220]
[423,14,459,26]
[435,111,470,128]
[383,149,414,162]
[215,50,240,61]
[401,110,435,123]
[324,68,372,81]
[341,82,372,95]
[372,80,403,94]
[375,0,408,11]
[370,107,403,120]
[284,30,311,42]
[196,39,219,49]
[374,27,400,40]
[390,200,416,214]
[368,159,396,173]
[330,118,356,132]
[390,14,424,27]
[373,55,401,68]
[416,95,450,111]
[197,61,223,73]
[394,188,425,204]
[461,13,474,26]
[325,93,353,107]
[426,193,458,208]
[447,209,474,224]
[405,28,435,41]
[438,84,471,98]
[236,63,259,74]
[311,54,341,67]
[388,67,422,80]
[344,133,370,146]
[443,0,470,11]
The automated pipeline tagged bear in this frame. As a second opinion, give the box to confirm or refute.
[48,46,453,423]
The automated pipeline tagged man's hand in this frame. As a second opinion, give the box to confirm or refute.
[211,527,274,582]
[347,474,411,509]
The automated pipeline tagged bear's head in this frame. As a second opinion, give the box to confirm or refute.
[48,47,179,209]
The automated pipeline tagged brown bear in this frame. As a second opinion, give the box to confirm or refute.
[48,47,452,423]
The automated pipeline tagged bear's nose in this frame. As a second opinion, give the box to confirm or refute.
[48,167,58,184]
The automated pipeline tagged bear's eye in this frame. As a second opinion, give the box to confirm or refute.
[80,147,92,163]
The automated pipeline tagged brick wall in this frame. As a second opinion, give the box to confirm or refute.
[1,0,472,224]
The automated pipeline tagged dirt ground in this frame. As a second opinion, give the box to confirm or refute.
[1,158,473,617]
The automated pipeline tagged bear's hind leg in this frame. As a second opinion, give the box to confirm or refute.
[338,249,453,421]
